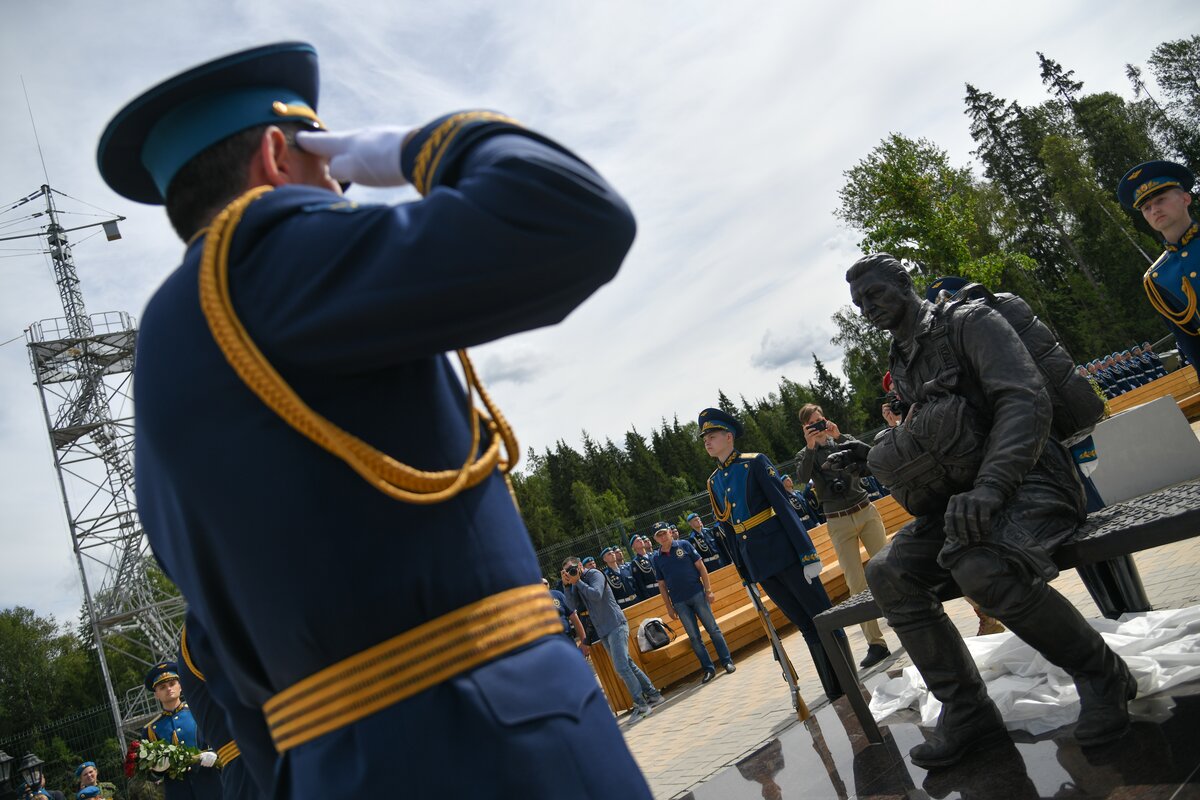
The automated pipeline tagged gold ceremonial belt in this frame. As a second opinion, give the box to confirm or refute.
[263,585,560,753]
[732,507,775,534]
[216,741,240,765]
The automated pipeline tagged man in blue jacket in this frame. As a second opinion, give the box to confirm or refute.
[98,41,646,798]
[699,407,849,700]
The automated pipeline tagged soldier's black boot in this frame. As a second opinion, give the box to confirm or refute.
[804,636,845,700]
[996,587,1136,747]
[898,618,1009,769]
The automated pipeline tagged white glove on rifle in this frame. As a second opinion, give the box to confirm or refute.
[295,127,415,187]
[803,561,823,584]
[198,751,218,768]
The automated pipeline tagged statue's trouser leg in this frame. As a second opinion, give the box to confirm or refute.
[955,547,1136,746]
[866,530,1008,768]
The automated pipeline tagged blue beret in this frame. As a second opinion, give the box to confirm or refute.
[629,535,640,548]
[925,276,970,303]
[145,661,180,691]
[685,512,699,521]
[1117,160,1195,210]
[74,762,95,779]
[581,555,596,565]
[697,407,743,438]
[98,42,325,204]
[77,787,101,799]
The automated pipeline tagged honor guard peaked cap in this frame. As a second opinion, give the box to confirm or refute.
[697,407,743,438]
[1117,160,1195,210]
[98,41,326,204]
[925,275,969,303]
[144,661,181,690]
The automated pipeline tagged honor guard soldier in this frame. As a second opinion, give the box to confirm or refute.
[683,513,726,572]
[178,619,257,800]
[141,663,221,800]
[629,535,661,599]
[698,408,850,699]
[98,42,646,798]
[601,546,641,610]
[1118,160,1199,376]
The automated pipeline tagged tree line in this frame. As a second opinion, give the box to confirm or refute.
[513,35,1200,549]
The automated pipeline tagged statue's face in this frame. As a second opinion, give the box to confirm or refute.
[850,272,910,333]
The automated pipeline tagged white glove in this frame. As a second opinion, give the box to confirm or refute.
[294,127,415,187]
[803,561,823,584]
[198,751,218,768]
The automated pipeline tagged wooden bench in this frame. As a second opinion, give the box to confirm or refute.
[1107,367,1200,416]
[812,478,1200,745]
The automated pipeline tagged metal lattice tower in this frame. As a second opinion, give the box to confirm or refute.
[16,184,184,745]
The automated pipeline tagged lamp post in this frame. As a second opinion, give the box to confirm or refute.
[0,751,15,799]
[17,754,44,797]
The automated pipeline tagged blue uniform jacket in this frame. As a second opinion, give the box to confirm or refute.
[178,619,255,800]
[602,565,641,609]
[629,554,660,599]
[134,119,640,798]
[687,526,725,572]
[1145,221,1200,372]
[706,452,820,584]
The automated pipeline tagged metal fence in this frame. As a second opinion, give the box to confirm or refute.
[533,456,803,578]
[0,704,138,799]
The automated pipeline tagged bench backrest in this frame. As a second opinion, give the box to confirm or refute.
[1107,368,1200,415]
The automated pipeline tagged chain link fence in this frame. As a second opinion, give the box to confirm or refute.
[533,456,803,578]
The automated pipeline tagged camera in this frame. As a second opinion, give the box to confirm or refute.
[565,565,580,577]
[806,419,828,433]
[885,392,910,418]
[827,476,847,494]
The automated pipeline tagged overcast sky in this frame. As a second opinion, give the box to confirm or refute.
[1,1,1195,626]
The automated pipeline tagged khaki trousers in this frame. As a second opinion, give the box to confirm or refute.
[826,503,888,647]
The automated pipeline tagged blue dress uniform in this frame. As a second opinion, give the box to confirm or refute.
[97,43,647,799]
[142,663,221,800]
[600,548,641,611]
[548,589,573,637]
[178,619,257,800]
[698,408,848,699]
[1117,161,1200,374]
[683,514,725,572]
[629,537,660,600]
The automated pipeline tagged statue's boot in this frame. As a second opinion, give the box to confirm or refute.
[804,636,845,701]
[899,617,1009,769]
[998,587,1136,746]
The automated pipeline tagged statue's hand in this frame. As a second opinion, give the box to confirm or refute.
[821,440,871,472]
[945,485,1005,544]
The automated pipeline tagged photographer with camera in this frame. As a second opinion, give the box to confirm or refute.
[561,556,664,721]
[795,404,891,669]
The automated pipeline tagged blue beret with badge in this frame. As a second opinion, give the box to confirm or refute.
[697,407,743,438]
[581,555,596,566]
[74,762,95,779]
[144,661,180,691]
[1117,160,1195,210]
[97,41,328,205]
[925,275,970,303]
[685,512,699,522]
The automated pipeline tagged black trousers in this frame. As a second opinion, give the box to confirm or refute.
[759,560,841,643]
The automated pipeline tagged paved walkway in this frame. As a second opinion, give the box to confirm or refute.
[617,535,1200,799]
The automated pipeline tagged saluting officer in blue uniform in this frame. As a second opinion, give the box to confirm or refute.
[98,42,646,799]
[1118,160,1199,376]
[601,546,641,610]
[141,663,221,800]
[177,619,257,800]
[683,513,726,572]
[698,408,849,699]
[628,535,661,600]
